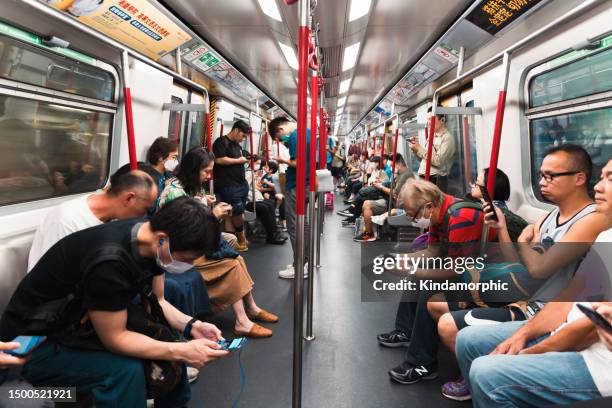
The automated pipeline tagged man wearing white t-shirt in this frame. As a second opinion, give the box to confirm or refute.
[455,159,612,407]
[28,169,157,271]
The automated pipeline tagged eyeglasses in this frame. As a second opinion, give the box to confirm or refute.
[407,203,430,222]
[539,171,580,183]
[469,182,485,189]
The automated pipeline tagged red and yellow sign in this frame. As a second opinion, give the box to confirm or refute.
[43,0,192,60]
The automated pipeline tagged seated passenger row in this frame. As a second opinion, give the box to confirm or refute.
[0,123,292,406]
[365,144,612,406]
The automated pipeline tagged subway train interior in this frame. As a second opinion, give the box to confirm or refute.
[1,0,612,407]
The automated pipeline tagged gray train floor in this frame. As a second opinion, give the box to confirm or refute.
[190,198,467,408]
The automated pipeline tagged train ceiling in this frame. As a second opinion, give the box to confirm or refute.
[158,0,551,136]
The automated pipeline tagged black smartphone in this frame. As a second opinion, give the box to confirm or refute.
[218,337,247,351]
[577,303,612,334]
[478,184,499,222]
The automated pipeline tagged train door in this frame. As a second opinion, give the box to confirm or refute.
[166,84,207,156]
[167,84,189,154]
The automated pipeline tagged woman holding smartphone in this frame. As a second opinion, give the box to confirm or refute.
[158,147,277,338]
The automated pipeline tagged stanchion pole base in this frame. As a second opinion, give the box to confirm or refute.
[304,335,316,341]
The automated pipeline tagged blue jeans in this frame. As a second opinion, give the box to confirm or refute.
[456,321,602,407]
[22,341,191,408]
[165,269,213,318]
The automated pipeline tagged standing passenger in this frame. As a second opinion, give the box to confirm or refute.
[409,106,455,192]
[213,120,251,251]
[268,116,312,279]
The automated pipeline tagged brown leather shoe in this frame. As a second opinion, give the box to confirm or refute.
[234,323,272,338]
[247,309,279,323]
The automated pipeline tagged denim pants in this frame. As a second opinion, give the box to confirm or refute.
[456,321,602,408]
[398,290,440,366]
[285,188,310,265]
[22,340,191,408]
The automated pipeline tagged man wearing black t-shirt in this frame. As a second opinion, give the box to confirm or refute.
[0,198,229,407]
[213,120,250,251]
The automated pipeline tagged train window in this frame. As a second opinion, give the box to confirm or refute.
[529,108,612,201]
[0,34,114,102]
[167,95,184,148]
[529,46,612,108]
[0,94,112,206]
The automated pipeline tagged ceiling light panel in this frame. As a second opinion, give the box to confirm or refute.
[342,42,360,71]
[279,42,299,70]
[349,0,372,22]
[338,78,351,94]
[257,0,282,21]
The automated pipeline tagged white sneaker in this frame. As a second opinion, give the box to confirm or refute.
[187,366,199,383]
[279,263,309,279]
[371,213,389,226]
[147,400,154,408]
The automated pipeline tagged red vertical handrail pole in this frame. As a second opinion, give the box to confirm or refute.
[205,113,212,150]
[296,30,309,215]
[249,127,255,169]
[391,128,399,176]
[424,115,437,181]
[318,107,325,170]
[121,51,137,170]
[486,53,511,198]
[310,74,318,191]
[293,1,310,407]
[265,126,270,162]
[380,130,386,169]
[463,116,472,183]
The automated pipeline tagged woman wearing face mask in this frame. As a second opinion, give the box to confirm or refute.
[158,147,277,338]
[147,137,180,212]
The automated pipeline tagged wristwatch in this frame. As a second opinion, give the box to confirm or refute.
[183,317,199,339]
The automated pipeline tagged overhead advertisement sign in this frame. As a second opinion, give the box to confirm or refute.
[466,0,544,36]
[43,0,192,60]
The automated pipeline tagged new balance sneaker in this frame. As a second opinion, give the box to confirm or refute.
[354,232,376,242]
[441,377,471,401]
[278,263,309,279]
[388,361,438,384]
[377,329,411,347]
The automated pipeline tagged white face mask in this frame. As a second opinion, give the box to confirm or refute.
[156,239,192,274]
[164,158,179,172]
[411,206,432,229]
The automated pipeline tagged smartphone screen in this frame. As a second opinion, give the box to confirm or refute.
[577,304,612,334]
[4,336,47,356]
[478,185,499,221]
[218,338,247,351]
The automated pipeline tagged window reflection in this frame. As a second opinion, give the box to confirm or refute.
[530,108,612,201]
[0,95,111,206]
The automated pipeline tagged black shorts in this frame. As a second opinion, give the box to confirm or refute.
[450,306,527,330]
[331,167,343,178]
[216,184,249,215]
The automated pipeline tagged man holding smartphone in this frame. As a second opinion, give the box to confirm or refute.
[409,106,455,192]
[453,159,612,406]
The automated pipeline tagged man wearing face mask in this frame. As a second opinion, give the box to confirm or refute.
[0,197,228,407]
[146,137,179,212]
[378,178,497,385]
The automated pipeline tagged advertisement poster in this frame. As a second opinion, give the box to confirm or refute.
[43,0,192,60]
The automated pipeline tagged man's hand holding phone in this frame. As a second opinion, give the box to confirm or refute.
[0,341,28,369]
[180,339,229,368]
